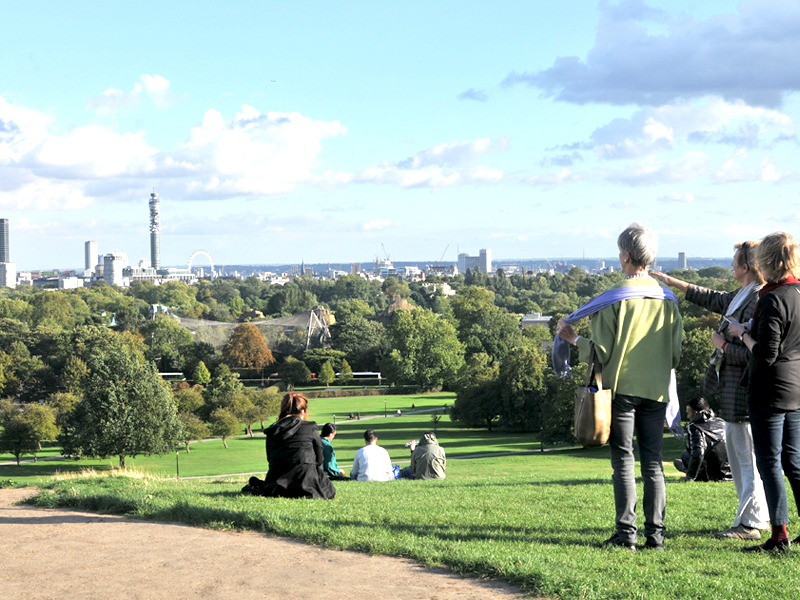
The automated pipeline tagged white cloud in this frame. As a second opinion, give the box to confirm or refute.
[656,192,706,203]
[524,167,582,186]
[86,74,175,114]
[362,219,395,231]
[603,150,709,186]
[504,0,800,108]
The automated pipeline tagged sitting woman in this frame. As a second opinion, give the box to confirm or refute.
[248,392,335,499]
[674,397,732,482]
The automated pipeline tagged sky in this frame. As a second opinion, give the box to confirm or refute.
[3,0,800,270]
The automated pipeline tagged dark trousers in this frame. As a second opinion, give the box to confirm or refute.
[610,394,668,545]
[749,402,800,526]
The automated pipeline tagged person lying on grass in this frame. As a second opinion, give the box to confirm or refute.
[244,393,336,499]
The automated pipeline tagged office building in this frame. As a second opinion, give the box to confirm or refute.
[103,252,129,286]
[458,248,492,274]
[678,252,687,270]
[85,240,98,274]
[0,218,9,263]
[0,262,15,288]
[149,190,161,270]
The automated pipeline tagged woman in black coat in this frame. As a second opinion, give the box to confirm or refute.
[249,393,335,499]
[731,232,800,552]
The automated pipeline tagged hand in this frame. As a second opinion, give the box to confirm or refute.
[556,319,579,345]
[649,271,668,283]
[711,331,726,350]
[409,440,417,452]
[339,469,345,475]
[728,321,746,338]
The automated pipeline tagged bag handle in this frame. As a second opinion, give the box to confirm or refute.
[585,345,605,391]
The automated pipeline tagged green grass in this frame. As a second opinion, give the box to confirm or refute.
[27,448,798,600]
[5,391,799,599]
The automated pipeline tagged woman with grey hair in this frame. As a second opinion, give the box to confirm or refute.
[557,222,683,550]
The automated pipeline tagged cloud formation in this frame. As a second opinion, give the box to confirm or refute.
[86,74,175,114]
[504,0,800,108]
[458,88,489,102]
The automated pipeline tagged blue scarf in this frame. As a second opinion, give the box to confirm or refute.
[552,283,683,436]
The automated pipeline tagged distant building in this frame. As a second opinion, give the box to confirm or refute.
[521,312,552,328]
[103,252,129,286]
[0,218,9,263]
[149,190,161,270]
[59,276,83,290]
[350,263,362,274]
[85,240,98,275]
[0,262,16,288]
[458,248,492,274]
[425,264,459,277]
[678,252,687,270]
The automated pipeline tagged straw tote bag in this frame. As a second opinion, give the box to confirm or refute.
[574,347,612,448]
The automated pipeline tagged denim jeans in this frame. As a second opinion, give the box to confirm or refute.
[748,403,800,526]
[610,394,668,545]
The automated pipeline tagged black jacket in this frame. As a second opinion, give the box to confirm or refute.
[258,416,335,499]
[744,283,800,412]
[685,408,731,482]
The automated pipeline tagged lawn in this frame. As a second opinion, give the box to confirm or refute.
[4,391,799,599]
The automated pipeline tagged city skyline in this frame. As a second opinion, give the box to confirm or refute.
[3,1,800,270]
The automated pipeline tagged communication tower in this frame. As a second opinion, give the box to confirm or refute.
[149,189,161,269]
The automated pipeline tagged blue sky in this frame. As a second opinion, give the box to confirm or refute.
[3,0,800,270]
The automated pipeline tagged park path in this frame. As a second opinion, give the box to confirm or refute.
[0,488,527,600]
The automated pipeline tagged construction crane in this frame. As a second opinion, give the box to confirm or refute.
[381,243,390,261]
[435,245,449,267]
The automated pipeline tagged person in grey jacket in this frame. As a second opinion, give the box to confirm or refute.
[674,397,731,482]
[400,431,446,479]
[652,241,769,540]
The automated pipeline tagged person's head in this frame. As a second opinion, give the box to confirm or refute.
[363,429,377,445]
[733,240,764,284]
[756,232,800,282]
[421,431,437,444]
[279,392,308,420]
[617,222,658,270]
[321,423,336,439]
[686,397,709,420]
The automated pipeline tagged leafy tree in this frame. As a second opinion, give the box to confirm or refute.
[178,413,210,453]
[192,361,211,385]
[209,408,240,448]
[451,287,521,362]
[173,386,205,415]
[451,380,501,431]
[382,308,465,391]
[676,328,715,413]
[302,349,346,374]
[140,315,194,372]
[496,339,549,431]
[540,364,587,445]
[202,365,243,418]
[222,323,274,371]
[45,392,80,430]
[58,331,184,468]
[333,299,374,321]
[0,416,38,465]
[249,386,282,429]
[339,359,354,384]
[319,361,336,387]
[61,355,88,395]
[329,316,387,371]
[19,404,57,449]
[279,357,312,389]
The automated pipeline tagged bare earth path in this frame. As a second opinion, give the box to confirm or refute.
[0,489,528,600]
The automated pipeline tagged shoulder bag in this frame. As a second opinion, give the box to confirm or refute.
[574,347,612,448]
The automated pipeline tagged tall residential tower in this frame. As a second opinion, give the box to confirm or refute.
[85,240,98,274]
[0,218,9,263]
[149,190,161,270]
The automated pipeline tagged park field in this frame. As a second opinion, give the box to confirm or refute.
[3,392,799,600]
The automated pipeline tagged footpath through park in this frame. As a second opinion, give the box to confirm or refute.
[0,488,527,600]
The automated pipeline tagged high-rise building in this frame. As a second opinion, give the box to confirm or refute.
[85,240,98,274]
[149,190,161,269]
[0,262,15,289]
[0,218,9,263]
[458,248,493,274]
[103,252,129,287]
[678,252,687,270]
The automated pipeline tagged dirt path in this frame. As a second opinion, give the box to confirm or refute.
[0,488,528,600]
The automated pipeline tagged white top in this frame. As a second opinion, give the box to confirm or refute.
[350,444,394,481]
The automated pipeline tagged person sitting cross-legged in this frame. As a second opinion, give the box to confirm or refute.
[350,429,394,481]
[320,422,349,481]
[399,431,446,480]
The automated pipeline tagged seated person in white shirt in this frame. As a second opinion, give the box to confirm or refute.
[350,429,394,481]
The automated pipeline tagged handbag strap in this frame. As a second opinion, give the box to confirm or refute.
[585,346,605,391]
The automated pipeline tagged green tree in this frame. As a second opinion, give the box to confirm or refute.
[140,315,194,373]
[45,392,80,431]
[451,380,501,431]
[202,365,244,418]
[209,408,240,448]
[19,404,57,450]
[382,308,465,390]
[302,348,346,374]
[0,416,39,465]
[496,339,549,431]
[676,328,715,413]
[58,332,184,468]
[279,357,312,390]
[451,286,521,362]
[61,355,89,395]
[173,386,205,415]
[319,361,336,387]
[192,360,211,385]
[178,413,210,453]
[339,359,354,384]
[249,386,282,429]
[329,316,386,371]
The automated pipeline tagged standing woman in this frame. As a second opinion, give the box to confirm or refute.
[729,232,800,552]
[652,242,769,539]
[557,223,683,551]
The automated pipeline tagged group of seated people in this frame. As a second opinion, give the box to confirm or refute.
[244,392,446,499]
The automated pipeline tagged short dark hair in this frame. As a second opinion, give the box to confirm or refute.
[321,423,336,438]
[687,397,710,412]
[363,429,377,444]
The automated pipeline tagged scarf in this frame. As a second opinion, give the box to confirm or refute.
[759,275,799,298]
[552,282,682,435]
[709,281,761,374]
